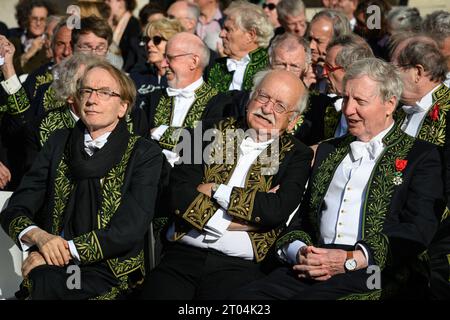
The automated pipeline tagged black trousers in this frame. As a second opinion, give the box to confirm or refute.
[234,266,377,300]
[27,264,119,300]
[140,243,265,300]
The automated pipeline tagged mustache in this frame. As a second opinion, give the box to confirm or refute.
[252,109,276,125]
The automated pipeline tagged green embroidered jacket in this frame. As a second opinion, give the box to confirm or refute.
[206,47,269,93]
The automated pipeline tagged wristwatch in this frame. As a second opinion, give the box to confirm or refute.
[211,183,219,197]
[344,251,357,272]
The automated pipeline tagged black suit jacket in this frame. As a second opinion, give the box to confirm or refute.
[277,123,444,278]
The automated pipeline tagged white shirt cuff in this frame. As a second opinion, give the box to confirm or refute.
[1,74,22,95]
[204,209,232,241]
[162,149,180,167]
[68,240,80,262]
[18,225,38,251]
[151,125,169,141]
[213,184,233,209]
[279,240,306,265]
[356,243,370,265]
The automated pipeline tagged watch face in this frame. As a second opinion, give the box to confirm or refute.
[345,259,357,271]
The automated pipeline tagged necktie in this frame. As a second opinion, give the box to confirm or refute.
[349,140,383,162]
[166,87,195,99]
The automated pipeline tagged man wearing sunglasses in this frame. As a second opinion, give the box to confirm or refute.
[301,34,373,146]
[262,0,281,29]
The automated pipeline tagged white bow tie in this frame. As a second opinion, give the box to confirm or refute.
[402,104,426,115]
[349,140,383,162]
[239,137,271,156]
[166,87,195,99]
[226,58,249,72]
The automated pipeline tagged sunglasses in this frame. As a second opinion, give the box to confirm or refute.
[262,3,276,10]
[143,35,167,46]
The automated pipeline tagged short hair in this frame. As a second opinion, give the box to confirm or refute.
[51,16,69,51]
[310,9,351,41]
[422,10,450,47]
[327,35,374,70]
[277,0,306,23]
[78,1,110,20]
[224,1,274,48]
[387,7,422,34]
[396,40,448,83]
[269,33,312,66]
[250,69,309,116]
[171,1,200,22]
[145,17,185,41]
[72,15,113,47]
[51,53,103,102]
[138,3,165,27]
[344,58,403,104]
[77,61,137,114]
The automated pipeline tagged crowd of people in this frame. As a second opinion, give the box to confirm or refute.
[0,0,448,300]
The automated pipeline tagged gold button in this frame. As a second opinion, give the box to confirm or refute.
[347,187,351,191]
[341,209,345,213]
[343,199,347,202]
[337,234,341,238]
[175,209,180,215]
[255,217,261,222]
[339,222,343,226]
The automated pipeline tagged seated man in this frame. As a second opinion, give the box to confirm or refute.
[140,69,313,300]
[235,58,444,300]
[0,60,163,300]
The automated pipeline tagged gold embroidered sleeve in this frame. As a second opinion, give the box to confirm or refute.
[159,126,183,150]
[275,230,313,252]
[180,193,220,230]
[73,231,104,264]
[227,187,258,222]
[3,87,31,115]
[8,216,35,247]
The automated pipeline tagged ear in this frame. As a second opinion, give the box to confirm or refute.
[190,54,200,70]
[287,114,302,132]
[118,101,128,118]
[385,96,397,117]
[246,28,257,44]
[414,64,425,81]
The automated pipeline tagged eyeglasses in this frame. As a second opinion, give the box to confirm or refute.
[30,16,46,24]
[262,3,276,11]
[163,52,194,62]
[323,63,343,75]
[271,61,304,74]
[254,90,290,114]
[76,44,108,54]
[144,35,167,46]
[79,87,121,100]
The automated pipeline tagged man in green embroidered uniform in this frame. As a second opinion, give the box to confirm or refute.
[206,1,273,93]
[235,58,444,300]
[140,69,313,300]
[0,61,163,300]
[391,37,450,299]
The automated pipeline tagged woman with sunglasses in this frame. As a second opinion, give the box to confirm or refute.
[129,18,184,113]
[262,0,281,29]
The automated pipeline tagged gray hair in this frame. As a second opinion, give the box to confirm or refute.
[269,33,312,66]
[422,10,450,47]
[185,1,200,21]
[276,0,306,23]
[250,69,309,117]
[195,39,210,70]
[224,1,274,48]
[327,35,374,70]
[397,40,448,83]
[51,16,69,51]
[343,58,403,104]
[51,53,103,102]
[387,7,422,34]
[310,9,352,41]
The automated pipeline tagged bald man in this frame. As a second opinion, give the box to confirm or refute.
[140,69,313,300]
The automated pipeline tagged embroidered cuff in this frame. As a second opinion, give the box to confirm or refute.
[151,125,169,141]
[1,74,22,95]
[18,225,38,251]
[213,184,233,210]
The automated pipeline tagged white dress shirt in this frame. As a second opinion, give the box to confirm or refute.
[227,55,251,90]
[401,84,442,137]
[166,136,273,260]
[280,123,394,264]
[18,130,112,262]
[151,77,204,166]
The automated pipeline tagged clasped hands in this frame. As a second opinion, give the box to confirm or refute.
[21,228,71,277]
[293,246,348,281]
